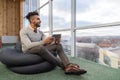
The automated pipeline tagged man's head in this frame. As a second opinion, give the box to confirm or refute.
[26,11,41,27]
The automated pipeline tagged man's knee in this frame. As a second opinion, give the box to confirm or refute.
[26,45,45,54]
[33,45,48,55]
[38,45,46,51]
[31,45,45,52]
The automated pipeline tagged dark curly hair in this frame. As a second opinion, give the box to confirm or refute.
[26,11,39,22]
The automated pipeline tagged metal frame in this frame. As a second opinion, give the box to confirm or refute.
[71,0,76,57]
[49,0,53,35]
[35,1,49,11]
[75,22,120,30]
[43,22,120,33]
[24,1,49,18]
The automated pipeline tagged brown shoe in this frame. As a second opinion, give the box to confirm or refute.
[64,63,87,75]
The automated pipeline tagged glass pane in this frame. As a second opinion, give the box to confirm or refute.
[53,0,71,30]
[76,26,120,37]
[40,0,48,6]
[31,0,38,11]
[24,0,29,17]
[76,0,120,27]
[76,26,120,69]
[24,18,29,27]
[39,5,49,32]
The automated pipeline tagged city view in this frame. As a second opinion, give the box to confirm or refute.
[61,35,120,67]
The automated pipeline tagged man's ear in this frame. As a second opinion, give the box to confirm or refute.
[32,20,35,24]
[30,16,34,23]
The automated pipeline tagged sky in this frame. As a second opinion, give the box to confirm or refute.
[25,0,120,36]
[76,0,120,23]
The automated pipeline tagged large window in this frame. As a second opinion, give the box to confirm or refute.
[23,0,120,69]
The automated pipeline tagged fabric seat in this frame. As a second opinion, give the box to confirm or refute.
[0,43,56,74]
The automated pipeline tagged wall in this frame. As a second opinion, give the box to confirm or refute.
[0,0,22,36]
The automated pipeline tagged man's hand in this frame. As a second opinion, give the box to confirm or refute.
[54,38,61,44]
[52,34,61,44]
[43,36,53,44]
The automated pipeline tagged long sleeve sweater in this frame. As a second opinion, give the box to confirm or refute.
[20,26,46,52]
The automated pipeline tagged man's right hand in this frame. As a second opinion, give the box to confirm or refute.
[43,36,53,44]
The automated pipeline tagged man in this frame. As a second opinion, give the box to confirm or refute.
[20,11,87,75]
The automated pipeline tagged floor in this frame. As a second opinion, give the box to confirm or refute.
[0,45,120,80]
[0,56,120,80]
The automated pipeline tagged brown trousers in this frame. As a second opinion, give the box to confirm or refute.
[26,44,70,68]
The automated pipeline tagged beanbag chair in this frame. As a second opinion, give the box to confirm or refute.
[0,44,56,74]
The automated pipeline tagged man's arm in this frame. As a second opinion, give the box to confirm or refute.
[20,29,45,50]
[41,31,46,40]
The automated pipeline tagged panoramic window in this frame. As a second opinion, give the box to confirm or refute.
[22,0,120,69]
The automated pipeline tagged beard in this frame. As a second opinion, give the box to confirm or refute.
[35,23,40,28]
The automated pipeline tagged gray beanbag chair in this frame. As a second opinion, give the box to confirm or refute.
[0,43,56,74]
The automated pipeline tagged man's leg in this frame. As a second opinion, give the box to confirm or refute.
[53,44,70,66]
[45,44,87,75]
[26,45,64,68]
[45,44,70,67]
[27,44,87,75]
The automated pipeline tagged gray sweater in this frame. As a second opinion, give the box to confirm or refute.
[20,26,46,52]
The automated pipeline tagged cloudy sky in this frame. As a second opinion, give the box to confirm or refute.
[77,0,120,23]
[25,0,120,36]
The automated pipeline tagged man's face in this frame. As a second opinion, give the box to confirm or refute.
[31,15,41,27]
